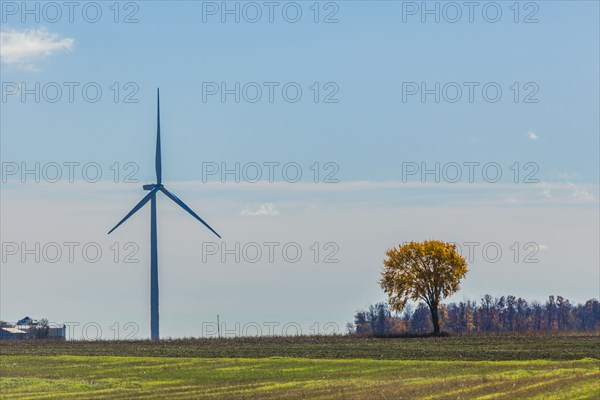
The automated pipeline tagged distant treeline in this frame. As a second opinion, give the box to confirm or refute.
[352,295,600,335]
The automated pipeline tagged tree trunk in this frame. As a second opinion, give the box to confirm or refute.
[430,303,440,335]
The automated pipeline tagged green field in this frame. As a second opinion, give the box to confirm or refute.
[1,334,599,399]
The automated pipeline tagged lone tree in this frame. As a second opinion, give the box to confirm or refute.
[380,240,468,335]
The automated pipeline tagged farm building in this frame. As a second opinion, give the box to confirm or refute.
[0,316,66,340]
[48,325,67,339]
[0,326,28,340]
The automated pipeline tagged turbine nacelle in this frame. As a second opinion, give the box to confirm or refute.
[143,184,162,190]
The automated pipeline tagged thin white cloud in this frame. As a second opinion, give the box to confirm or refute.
[466,134,480,144]
[539,244,549,251]
[538,181,552,198]
[568,183,594,201]
[240,203,280,216]
[173,179,598,195]
[558,173,582,181]
[0,27,74,70]
[2,179,598,208]
[557,174,595,200]
[527,131,539,140]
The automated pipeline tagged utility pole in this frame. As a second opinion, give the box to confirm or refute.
[217,314,221,338]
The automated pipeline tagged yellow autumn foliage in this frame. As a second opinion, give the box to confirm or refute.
[380,240,468,333]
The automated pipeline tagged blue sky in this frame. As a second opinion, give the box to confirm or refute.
[1,1,598,338]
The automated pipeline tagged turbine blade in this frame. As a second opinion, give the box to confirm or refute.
[160,187,221,239]
[108,187,159,234]
[155,88,162,184]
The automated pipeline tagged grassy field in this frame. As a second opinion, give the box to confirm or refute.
[1,334,599,399]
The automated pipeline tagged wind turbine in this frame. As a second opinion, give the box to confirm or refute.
[108,88,221,340]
